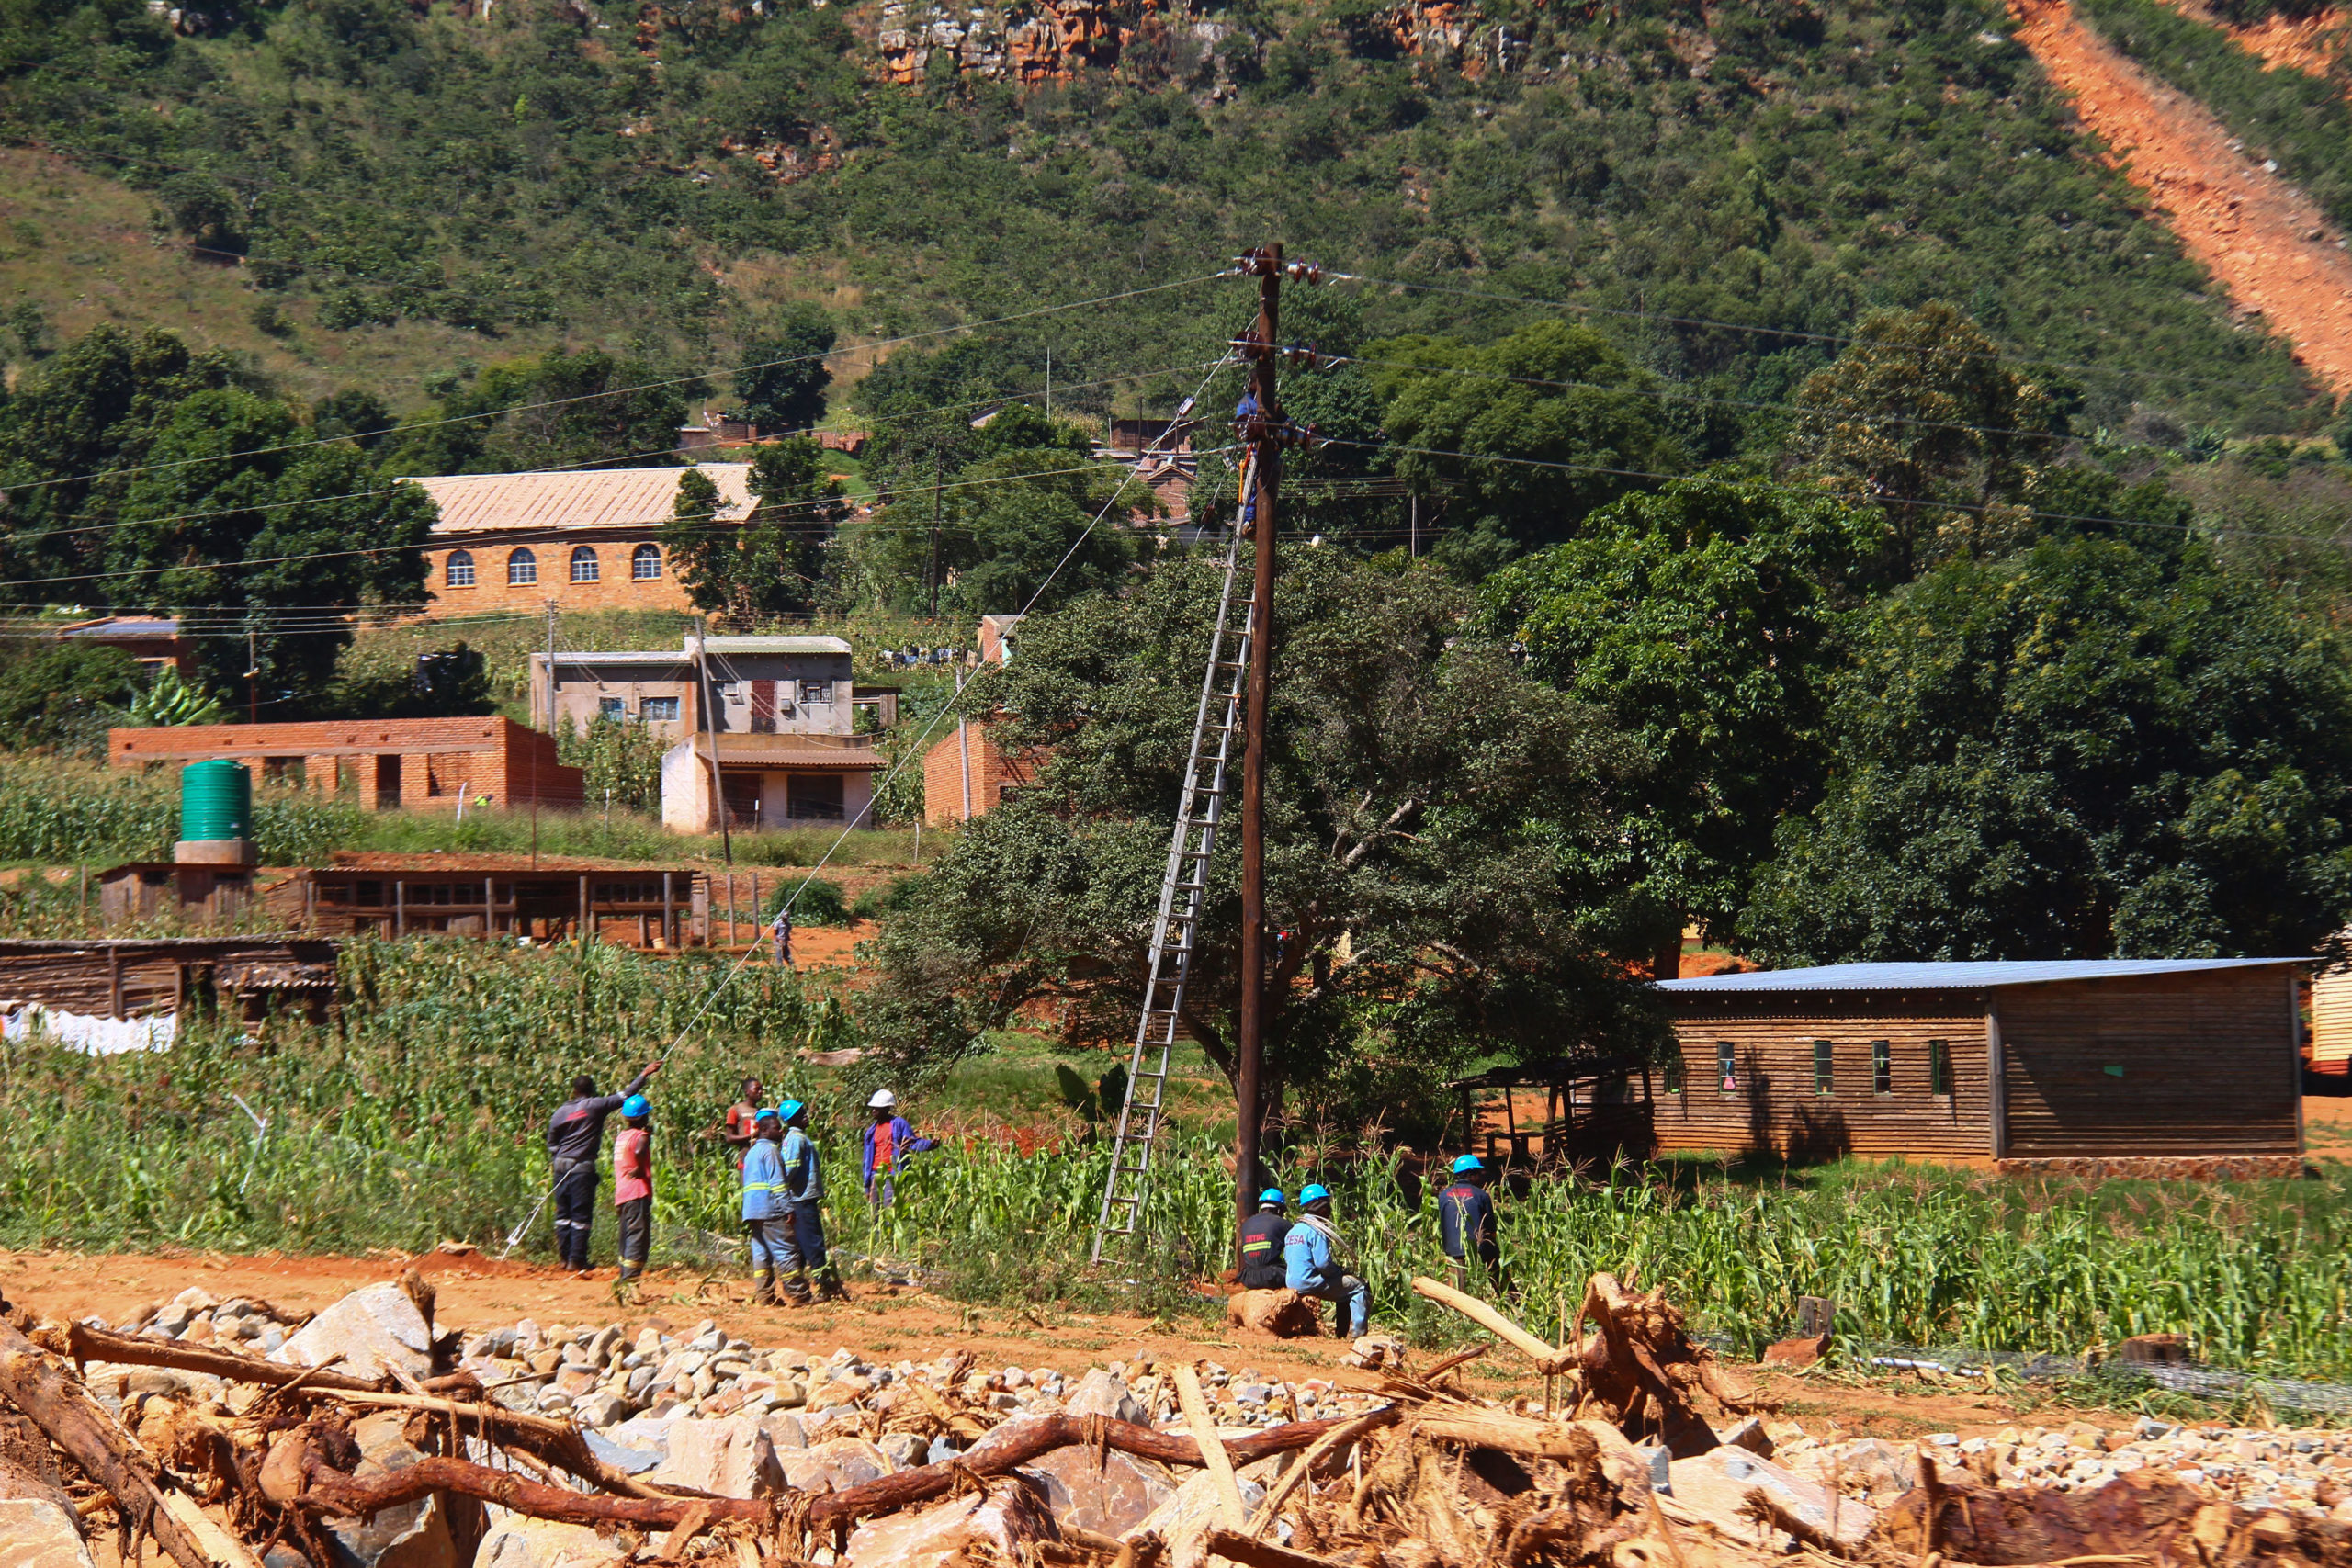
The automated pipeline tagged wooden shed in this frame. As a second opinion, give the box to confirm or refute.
[296,859,712,949]
[1652,959,2308,1178]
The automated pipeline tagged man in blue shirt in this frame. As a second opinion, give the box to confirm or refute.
[1437,1155,1500,1293]
[741,1109,797,1304]
[778,1100,850,1303]
[1283,1184,1370,1339]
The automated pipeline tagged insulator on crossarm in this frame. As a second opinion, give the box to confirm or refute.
[1283,262,1324,285]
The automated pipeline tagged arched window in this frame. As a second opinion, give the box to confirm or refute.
[445,549,475,587]
[632,543,662,581]
[507,547,537,586]
[570,545,599,583]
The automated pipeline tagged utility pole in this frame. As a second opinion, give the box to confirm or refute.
[1236,243,1283,1229]
[245,624,259,725]
[534,602,553,868]
[698,614,732,865]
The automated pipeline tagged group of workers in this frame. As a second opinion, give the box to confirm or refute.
[1234,1154,1502,1339]
[548,1064,1508,1324]
[541,1065,924,1300]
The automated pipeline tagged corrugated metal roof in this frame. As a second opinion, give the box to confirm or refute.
[668,734,884,768]
[405,465,755,536]
[1656,958,2309,994]
[63,617,180,637]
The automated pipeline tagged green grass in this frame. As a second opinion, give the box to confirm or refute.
[1,933,2346,1379]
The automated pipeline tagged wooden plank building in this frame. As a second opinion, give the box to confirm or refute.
[1652,959,2307,1178]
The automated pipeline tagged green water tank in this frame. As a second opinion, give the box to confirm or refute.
[179,759,253,844]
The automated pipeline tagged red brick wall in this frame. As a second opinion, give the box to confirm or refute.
[922,721,1037,826]
[424,529,696,617]
[108,717,584,810]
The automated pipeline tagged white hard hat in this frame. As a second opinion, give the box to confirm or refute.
[869,1089,897,1109]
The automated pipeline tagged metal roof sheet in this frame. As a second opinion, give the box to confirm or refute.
[63,618,180,637]
[405,465,755,536]
[703,636,853,655]
[1656,958,2309,994]
[668,734,884,768]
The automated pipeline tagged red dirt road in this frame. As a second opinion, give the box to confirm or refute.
[2013,0,2352,392]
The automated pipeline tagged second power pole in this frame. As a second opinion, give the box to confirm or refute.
[1236,243,1283,1231]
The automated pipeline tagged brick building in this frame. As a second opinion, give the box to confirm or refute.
[108,717,582,811]
[406,464,757,617]
[922,718,1037,826]
[661,732,883,834]
[57,616,197,677]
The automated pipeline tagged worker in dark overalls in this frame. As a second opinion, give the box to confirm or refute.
[1437,1154,1501,1294]
[1238,1188,1290,1289]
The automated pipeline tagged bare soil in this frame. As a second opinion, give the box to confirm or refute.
[2013,0,2352,392]
[2162,0,2350,85]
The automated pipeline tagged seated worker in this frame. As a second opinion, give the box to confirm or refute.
[1283,1183,1370,1339]
[1238,1188,1289,1289]
[1437,1155,1500,1293]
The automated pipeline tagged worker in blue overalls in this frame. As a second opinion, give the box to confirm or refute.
[741,1108,795,1304]
[1283,1183,1370,1340]
[777,1100,850,1303]
[1437,1154,1501,1294]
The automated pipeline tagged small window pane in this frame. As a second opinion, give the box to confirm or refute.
[800,679,832,704]
[1872,1039,1892,1095]
[1814,1039,1833,1096]
[446,550,475,587]
[1929,1039,1951,1096]
[597,697,625,720]
[1716,1042,1737,1094]
[508,547,537,585]
[632,544,662,580]
[641,696,680,721]
[570,545,599,582]
[1663,1055,1684,1095]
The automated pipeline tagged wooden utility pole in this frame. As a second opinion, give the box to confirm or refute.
[1236,243,1283,1228]
[698,615,732,865]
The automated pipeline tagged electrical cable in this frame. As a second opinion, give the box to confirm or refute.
[4,273,1222,496]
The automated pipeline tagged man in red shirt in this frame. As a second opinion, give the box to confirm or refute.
[720,1077,764,1172]
[613,1095,654,1281]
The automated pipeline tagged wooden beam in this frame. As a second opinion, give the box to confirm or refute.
[1174,1364,1246,1530]
[1410,1275,1574,1374]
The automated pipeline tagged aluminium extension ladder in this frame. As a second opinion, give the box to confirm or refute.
[1090,469,1258,1264]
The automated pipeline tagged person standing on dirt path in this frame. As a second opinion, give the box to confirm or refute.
[614,1095,655,1283]
[741,1108,793,1305]
[862,1089,914,1212]
[778,1099,849,1303]
[721,1077,765,1172]
[771,905,794,969]
[1437,1155,1500,1295]
[546,1060,662,1273]
[1283,1184,1370,1340]
[1238,1188,1290,1290]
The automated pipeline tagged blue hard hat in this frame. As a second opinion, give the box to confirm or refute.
[757,1105,783,1124]
[777,1099,806,1122]
[1258,1188,1285,1207]
[1298,1182,1331,1205]
[622,1095,650,1119]
[1452,1155,1486,1176]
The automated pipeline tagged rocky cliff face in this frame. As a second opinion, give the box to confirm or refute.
[875,0,1131,83]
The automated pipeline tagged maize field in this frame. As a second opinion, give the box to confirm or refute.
[0,938,2345,1380]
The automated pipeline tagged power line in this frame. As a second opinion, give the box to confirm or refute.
[4,274,1222,496]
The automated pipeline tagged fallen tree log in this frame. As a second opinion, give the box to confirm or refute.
[288,1387,689,1502]
[63,1320,394,1395]
[0,1319,212,1568]
[1409,1276,1575,1375]
[298,1410,1357,1532]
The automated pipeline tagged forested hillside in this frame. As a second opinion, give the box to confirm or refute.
[0,0,2331,437]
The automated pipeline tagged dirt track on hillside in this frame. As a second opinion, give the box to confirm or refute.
[2014,0,2352,393]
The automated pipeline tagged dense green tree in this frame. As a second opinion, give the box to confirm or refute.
[661,440,845,621]
[1373,321,1690,578]
[1484,477,1891,968]
[859,550,1662,1136]
[733,303,837,433]
[0,642,142,754]
[1740,537,2352,962]
[380,350,696,477]
[1790,302,2065,574]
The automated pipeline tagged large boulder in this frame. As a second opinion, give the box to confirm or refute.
[325,1411,462,1568]
[782,1437,892,1495]
[1225,1289,1320,1338]
[844,1478,1060,1568]
[473,1517,630,1568]
[1021,1446,1174,1537]
[1062,1369,1147,1427]
[645,1416,784,1499]
[269,1283,434,1381]
[1668,1446,1874,1548]
[1130,1466,1269,1568]
[0,1497,96,1568]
